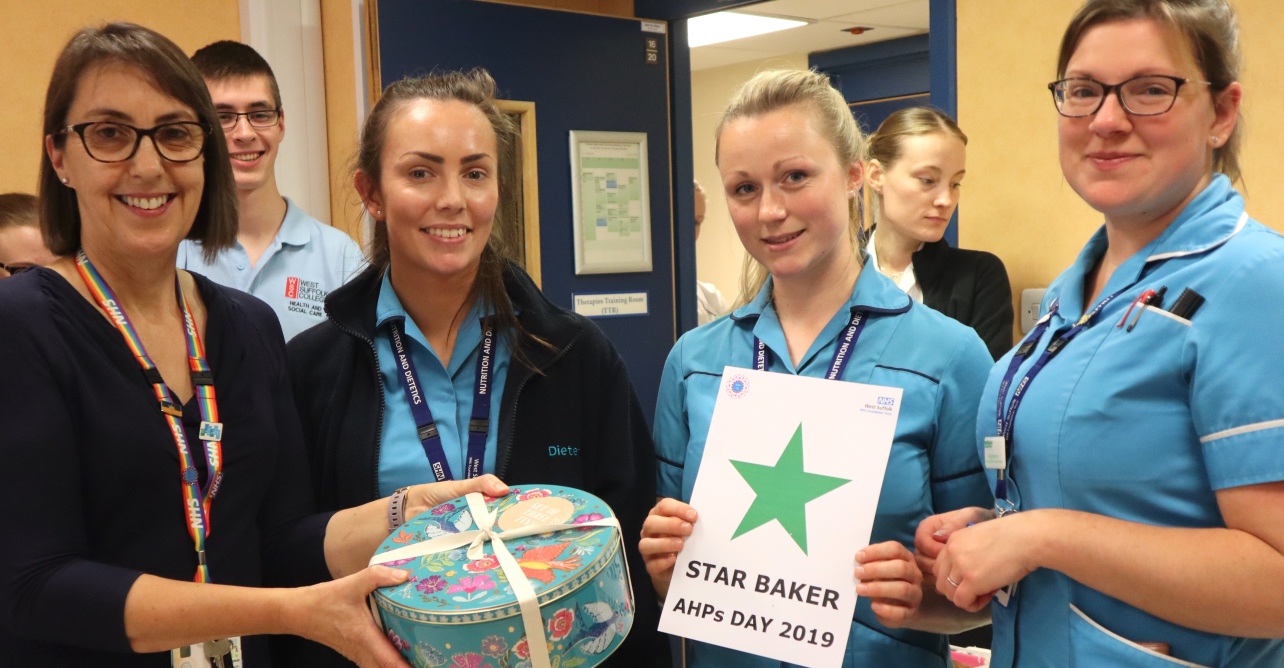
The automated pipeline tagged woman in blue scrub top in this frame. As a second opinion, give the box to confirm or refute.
[638,69,996,667]
[921,1,1284,666]
[286,70,669,667]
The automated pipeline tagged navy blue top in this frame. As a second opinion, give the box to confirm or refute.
[0,267,333,667]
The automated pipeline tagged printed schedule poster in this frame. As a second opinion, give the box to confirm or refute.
[577,141,649,268]
[658,367,902,668]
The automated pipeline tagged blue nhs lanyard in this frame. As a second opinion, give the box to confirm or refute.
[992,288,1126,504]
[386,316,494,481]
[753,310,867,380]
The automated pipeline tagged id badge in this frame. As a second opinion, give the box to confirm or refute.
[983,436,1006,470]
[994,583,1016,608]
[171,637,242,668]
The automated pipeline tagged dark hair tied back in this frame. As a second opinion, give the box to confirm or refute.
[355,69,543,368]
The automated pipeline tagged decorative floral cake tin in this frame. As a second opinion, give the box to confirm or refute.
[369,485,634,668]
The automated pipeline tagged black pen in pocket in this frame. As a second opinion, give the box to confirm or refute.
[1168,287,1205,320]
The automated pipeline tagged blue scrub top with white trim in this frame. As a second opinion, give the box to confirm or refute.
[655,263,994,668]
[373,271,511,496]
[981,175,1284,668]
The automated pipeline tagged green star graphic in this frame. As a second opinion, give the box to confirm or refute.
[730,423,851,554]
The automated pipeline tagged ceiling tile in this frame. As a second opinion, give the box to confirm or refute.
[687,0,929,70]
[833,1,929,30]
[740,0,911,21]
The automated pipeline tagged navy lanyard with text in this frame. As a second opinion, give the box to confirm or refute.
[753,309,867,380]
[386,316,493,481]
[991,288,1127,508]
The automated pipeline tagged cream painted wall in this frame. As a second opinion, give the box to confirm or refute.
[957,0,1284,337]
[691,54,809,308]
[0,2,240,196]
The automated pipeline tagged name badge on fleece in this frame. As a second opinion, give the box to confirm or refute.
[171,637,241,668]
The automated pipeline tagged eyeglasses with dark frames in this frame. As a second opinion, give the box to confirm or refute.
[1048,75,1209,118]
[61,121,211,163]
[216,109,281,130]
[0,262,38,277]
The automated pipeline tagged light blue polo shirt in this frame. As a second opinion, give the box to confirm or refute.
[373,271,512,496]
[178,197,364,340]
[981,175,1284,668]
[655,265,993,668]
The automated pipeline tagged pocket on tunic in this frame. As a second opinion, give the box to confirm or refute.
[1069,604,1211,668]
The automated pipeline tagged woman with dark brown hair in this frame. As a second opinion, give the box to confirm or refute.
[286,69,668,667]
[0,22,501,667]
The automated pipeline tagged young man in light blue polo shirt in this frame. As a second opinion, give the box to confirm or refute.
[178,41,362,340]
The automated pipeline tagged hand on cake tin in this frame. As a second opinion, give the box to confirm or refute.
[285,565,414,667]
[407,474,510,519]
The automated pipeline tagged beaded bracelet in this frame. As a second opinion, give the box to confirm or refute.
[387,486,411,533]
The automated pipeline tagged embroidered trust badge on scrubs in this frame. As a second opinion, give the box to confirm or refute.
[659,367,901,668]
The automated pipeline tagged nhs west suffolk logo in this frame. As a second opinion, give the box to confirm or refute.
[861,395,897,416]
[284,276,328,319]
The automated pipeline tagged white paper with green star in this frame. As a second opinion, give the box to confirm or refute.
[658,367,902,668]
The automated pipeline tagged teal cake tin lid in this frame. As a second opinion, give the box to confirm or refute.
[371,485,621,624]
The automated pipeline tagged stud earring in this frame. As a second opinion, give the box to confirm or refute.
[61,177,70,185]
[376,209,382,217]
[1210,136,1220,146]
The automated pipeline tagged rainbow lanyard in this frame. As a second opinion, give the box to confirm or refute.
[75,249,223,583]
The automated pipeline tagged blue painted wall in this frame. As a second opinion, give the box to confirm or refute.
[811,35,931,103]
[376,0,676,422]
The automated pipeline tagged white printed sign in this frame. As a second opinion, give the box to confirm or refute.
[658,367,901,668]
[572,291,648,317]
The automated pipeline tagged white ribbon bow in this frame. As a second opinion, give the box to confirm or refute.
[370,492,622,668]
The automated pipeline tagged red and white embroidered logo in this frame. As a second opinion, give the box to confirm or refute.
[285,276,300,299]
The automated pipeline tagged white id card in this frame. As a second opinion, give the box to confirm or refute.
[983,436,1007,470]
[171,637,242,668]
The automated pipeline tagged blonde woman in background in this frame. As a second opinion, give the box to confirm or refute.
[865,108,1013,360]
[692,180,729,325]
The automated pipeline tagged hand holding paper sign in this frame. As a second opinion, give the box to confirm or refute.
[639,498,698,599]
[853,541,924,627]
[656,368,903,668]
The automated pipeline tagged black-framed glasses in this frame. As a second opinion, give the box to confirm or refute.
[61,121,210,163]
[0,262,38,277]
[1048,75,1208,117]
[217,109,281,130]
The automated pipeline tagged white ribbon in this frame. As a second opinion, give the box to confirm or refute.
[370,493,621,668]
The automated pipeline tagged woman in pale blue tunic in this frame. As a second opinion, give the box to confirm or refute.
[922,1,1284,666]
[639,69,994,667]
